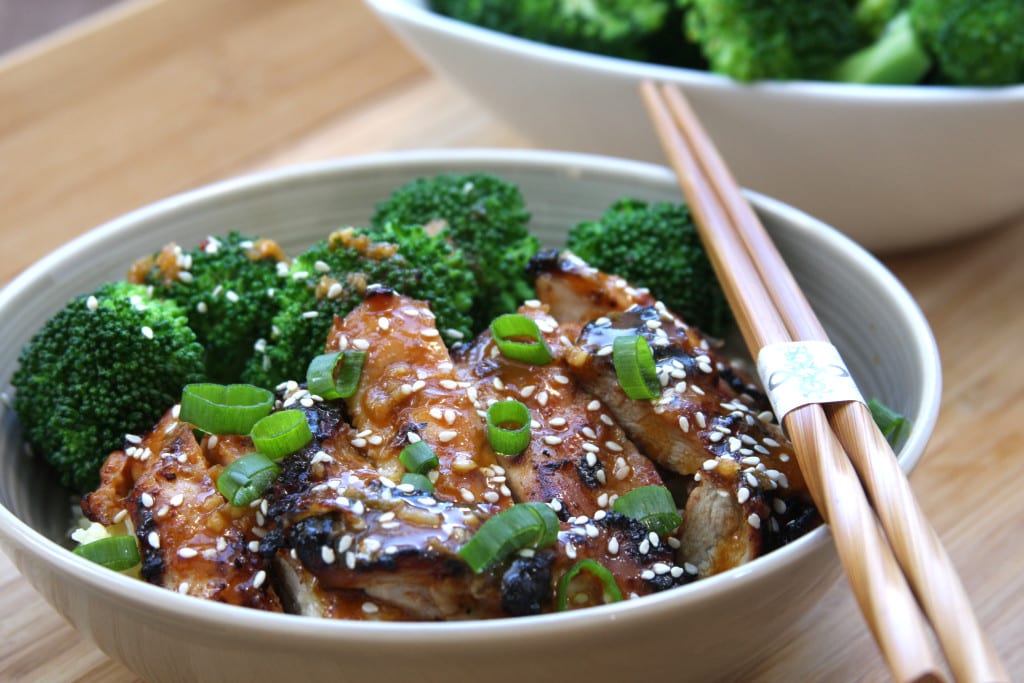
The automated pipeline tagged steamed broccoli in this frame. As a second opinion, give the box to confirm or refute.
[243,227,478,389]
[680,0,861,81]
[11,281,205,493]
[371,173,539,328]
[911,0,1024,86]
[430,0,674,62]
[853,0,908,41]
[565,198,731,336]
[832,10,932,84]
[131,232,288,383]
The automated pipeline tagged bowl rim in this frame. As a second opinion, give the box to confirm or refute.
[0,147,942,643]
[365,0,1024,102]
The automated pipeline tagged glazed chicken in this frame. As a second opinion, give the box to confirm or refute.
[532,250,819,577]
[79,251,819,618]
[81,410,282,611]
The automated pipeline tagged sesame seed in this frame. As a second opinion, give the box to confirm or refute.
[728,437,742,452]
[253,570,267,589]
[141,326,154,340]
[248,541,260,552]
[585,452,598,467]
[86,296,99,310]
[178,582,190,594]
[327,282,343,299]
[407,432,421,443]
[177,547,198,559]
[747,513,762,529]
[608,537,620,555]
[352,339,370,351]
[460,488,475,502]
[587,400,601,411]
[420,328,440,338]
[548,417,567,428]
[678,416,690,433]
[362,602,379,614]
[537,391,549,407]
[600,414,614,426]
[378,317,390,331]
[314,260,331,273]
[301,311,319,319]
[438,430,458,443]
[597,345,614,356]
[653,562,671,575]
[444,409,457,425]
[695,412,707,429]
[773,498,788,514]
[764,437,781,448]
[351,438,367,448]
[553,374,570,385]
[684,562,698,575]
[439,379,458,390]
[708,432,724,443]
[147,532,160,549]
[639,539,651,555]
[140,492,154,508]
[345,552,356,569]
[605,441,623,452]
[321,546,336,564]
[641,570,655,580]
[543,435,562,445]
[737,487,751,504]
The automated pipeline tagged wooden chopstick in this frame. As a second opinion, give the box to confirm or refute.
[641,80,1008,682]
[646,81,1009,683]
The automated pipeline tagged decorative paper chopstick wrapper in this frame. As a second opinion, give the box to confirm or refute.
[756,341,865,420]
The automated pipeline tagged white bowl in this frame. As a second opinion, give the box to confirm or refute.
[0,149,941,683]
[365,0,1024,252]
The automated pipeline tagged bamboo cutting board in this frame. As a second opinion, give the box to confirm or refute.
[0,1,1020,681]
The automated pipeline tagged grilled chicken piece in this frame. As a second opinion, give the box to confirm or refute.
[453,300,694,599]
[261,383,508,620]
[531,250,657,324]
[567,306,818,577]
[325,287,510,509]
[452,300,665,517]
[81,409,282,610]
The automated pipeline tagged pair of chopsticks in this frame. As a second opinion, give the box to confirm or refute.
[640,81,1008,683]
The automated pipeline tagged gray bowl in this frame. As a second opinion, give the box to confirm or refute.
[0,150,941,683]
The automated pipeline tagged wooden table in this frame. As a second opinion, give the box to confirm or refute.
[0,1,1020,680]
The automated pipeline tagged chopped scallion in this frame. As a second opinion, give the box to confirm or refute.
[556,558,623,611]
[306,350,366,400]
[399,440,439,474]
[180,383,274,435]
[459,502,560,573]
[250,410,312,460]
[72,535,141,572]
[868,397,908,444]
[486,400,532,456]
[401,472,435,493]
[217,452,281,507]
[612,335,660,400]
[489,314,553,365]
[612,485,682,536]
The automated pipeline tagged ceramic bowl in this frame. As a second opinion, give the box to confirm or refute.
[364,0,1024,252]
[0,149,941,683]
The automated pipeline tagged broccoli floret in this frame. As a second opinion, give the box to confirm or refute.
[11,281,205,493]
[911,0,1024,86]
[680,0,861,81]
[430,0,673,61]
[853,0,908,41]
[566,198,731,336]
[832,10,932,84]
[131,232,288,383]
[243,227,477,389]
[371,173,539,328]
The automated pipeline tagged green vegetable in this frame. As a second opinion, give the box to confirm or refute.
[489,313,553,365]
[612,485,683,536]
[242,226,477,388]
[868,397,909,444]
[565,198,731,336]
[556,559,623,610]
[853,0,908,42]
[430,0,674,62]
[250,410,313,460]
[679,0,861,81]
[306,350,366,400]
[12,281,205,493]
[486,400,532,456]
[401,472,435,493]
[910,0,1024,86]
[833,11,932,84]
[73,536,141,571]
[612,335,661,400]
[399,440,439,474]
[459,501,560,572]
[371,173,538,328]
[216,452,281,507]
[135,232,286,383]
[179,383,274,435]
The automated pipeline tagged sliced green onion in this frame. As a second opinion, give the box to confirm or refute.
[612,485,682,536]
[489,314,553,365]
[217,452,281,507]
[556,559,623,611]
[399,440,439,474]
[486,400,532,456]
[459,501,560,573]
[180,383,274,434]
[250,410,312,460]
[401,472,435,493]
[868,397,908,444]
[73,535,141,571]
[306,350,367,399]
[612,335,661,400]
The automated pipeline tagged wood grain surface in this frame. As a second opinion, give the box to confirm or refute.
[0,1,1020,681]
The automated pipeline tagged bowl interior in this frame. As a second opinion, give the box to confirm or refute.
[0,149,941,680]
